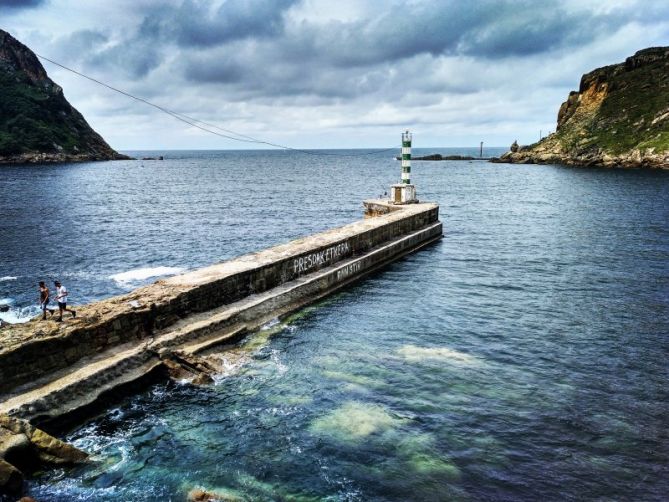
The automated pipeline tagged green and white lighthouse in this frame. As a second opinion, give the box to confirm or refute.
[401,130,412,183]
[391,130,418,204]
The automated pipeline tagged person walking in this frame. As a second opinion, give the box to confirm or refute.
[54,280,76,321]
[38,281,54,320]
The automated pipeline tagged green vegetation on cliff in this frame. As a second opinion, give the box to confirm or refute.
[0,29,128,162]
[499,47,669,168]
[0,68,92,155]
[560,47,669,155]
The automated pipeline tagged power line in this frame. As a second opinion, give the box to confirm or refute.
[35,53,398,157]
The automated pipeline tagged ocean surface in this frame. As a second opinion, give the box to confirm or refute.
[1,149,668,501]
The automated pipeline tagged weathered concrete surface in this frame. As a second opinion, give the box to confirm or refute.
[0,201,441,426]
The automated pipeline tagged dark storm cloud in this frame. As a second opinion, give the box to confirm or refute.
[21,0,667,148]
[0,0,45,8]
[163,0,640,102]
[48,0,298,79]
[116,0,298,49]
[53,0,648,94]
[50,28,161,79]
[169,0,299,46]
[275,0,628,67]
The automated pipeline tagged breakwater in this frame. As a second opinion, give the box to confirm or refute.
[0,200,441,428]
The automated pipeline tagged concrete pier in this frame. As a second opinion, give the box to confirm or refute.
[0,200,442,426]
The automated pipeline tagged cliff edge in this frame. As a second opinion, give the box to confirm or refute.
[0,29,131,164]
[495,47,669,168]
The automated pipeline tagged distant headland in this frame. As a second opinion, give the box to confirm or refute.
[492,47,669,169]
[0,29,130,164]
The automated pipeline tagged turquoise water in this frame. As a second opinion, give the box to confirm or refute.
[1,150,667,500]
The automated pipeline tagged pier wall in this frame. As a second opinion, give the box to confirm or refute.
[0,202,440,394]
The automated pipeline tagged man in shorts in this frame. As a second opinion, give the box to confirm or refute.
[39,281,54,320]
[54,280,76,321]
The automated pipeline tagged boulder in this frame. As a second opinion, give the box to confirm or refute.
[0,458,23,495]
[0,414,87,497]
[188,487,246,501]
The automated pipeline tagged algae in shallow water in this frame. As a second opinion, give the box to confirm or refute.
[406,453,461,479]
[310,401,403,441]
[321,369,381,388]
[396,344,481,365]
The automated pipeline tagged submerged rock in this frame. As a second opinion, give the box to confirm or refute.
[310,401,403,441]
[188,487,246,502]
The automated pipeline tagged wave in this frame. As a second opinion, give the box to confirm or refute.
[0,276,17,282]
[110,266,184,285]
[0,303,38,324]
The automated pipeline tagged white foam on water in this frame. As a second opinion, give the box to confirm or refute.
[0,276,17,282]
[110,266,184,285]
[0,303,38,324]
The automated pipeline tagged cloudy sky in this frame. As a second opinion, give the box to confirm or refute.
[2,0,669,150]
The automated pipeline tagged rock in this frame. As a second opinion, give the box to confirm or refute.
[0,458,23,495]
[494,47,669,169]
[188,487,246,502]
[0,414,87,497]
[191,373,215,386]
[394,153,478,161]
[0,29,131,164]
[162,352,219,385]
[0,414,87,466]
[0,427,32,469]
[29,427,88,465]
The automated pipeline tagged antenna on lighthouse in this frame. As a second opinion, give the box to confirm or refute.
[390,130,418,204]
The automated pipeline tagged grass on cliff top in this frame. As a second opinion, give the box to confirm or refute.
[0,69,97,156]
[588,59,669,155]
[543,57,669,156]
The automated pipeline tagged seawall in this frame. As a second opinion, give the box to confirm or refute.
[0,200,441,425]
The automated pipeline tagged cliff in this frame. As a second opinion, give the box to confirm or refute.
[495,47,669,168]
[0,29,130,163]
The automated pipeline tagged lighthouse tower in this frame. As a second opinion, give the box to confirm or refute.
[390,130,418,204]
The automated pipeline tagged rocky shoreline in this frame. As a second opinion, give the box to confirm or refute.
[0,152,133,164]
[491,144,669,169]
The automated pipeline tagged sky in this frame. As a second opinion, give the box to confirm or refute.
[2,0,669,150]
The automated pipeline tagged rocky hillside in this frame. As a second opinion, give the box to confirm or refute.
[0,29,130,163]
[496,47,669,168]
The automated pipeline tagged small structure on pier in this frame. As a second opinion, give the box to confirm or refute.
[390,130,418,204]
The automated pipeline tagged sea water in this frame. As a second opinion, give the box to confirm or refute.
[0,149,668,500]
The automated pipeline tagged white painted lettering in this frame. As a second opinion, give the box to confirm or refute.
[291,240,353,277]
